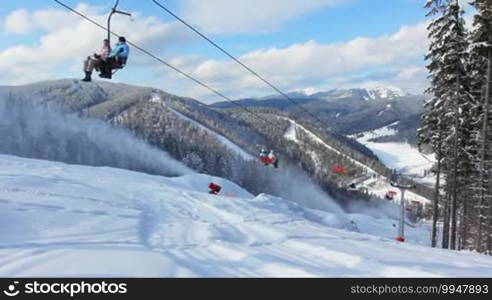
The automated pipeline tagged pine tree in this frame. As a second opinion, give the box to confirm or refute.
[420,0,447,248]
[421,0,472,249]
[470,0,492,254]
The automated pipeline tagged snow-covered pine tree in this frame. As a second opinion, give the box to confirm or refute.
[421,0,473,250]
[465,24,487,253]
[420,0,447,248]
[440,0,473,251]
[470,0,492,254]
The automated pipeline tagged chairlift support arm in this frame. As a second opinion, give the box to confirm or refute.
[107,0,132,45]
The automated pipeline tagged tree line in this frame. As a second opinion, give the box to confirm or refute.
[419,0,492,254]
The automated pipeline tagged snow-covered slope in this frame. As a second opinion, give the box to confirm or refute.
[350,122,400,143]
[284,119,432,206]
[351,124,436,186]
[149,93,254,161]
[283,118,379,174]
[1,154,492,277]
[346,124,436,206]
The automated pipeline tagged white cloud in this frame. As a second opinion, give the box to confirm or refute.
[4,9,33,34]
[394,66,429,92]
[0,3,430,101]
[3,5,101,34]
[180,0,351,34]
[332,65,428,95]
[162,21,429,100]
[294,87,321,96]
[0,4,191,85]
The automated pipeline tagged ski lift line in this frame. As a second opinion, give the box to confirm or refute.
[152,0,332,131]
[53,0,281,129]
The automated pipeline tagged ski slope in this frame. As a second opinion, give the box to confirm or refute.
[351,124,436,185]
[346,125,435,206]
[1,155,492,277]
[283,119,379,174]
[151,93,254,161]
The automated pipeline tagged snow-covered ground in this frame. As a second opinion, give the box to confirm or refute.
[1,154,492,277]
[350,124,436,186]
[364,142,434,184]
[360,175,432,207]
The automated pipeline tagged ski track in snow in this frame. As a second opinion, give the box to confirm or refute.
[283,119,379,174]
[1,155,492,277]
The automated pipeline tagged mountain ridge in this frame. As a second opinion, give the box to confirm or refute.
[248,86,410,102]
[212,86,426,143]
[0,79,430,203]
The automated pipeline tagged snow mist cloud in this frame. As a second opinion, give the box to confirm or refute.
[0,100,192,177]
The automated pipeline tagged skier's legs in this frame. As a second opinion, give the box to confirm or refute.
[82,57,93,82]
[96,59,107,72]
[83,56,98,72]
[83,57,90,72]
[87,59,97,72]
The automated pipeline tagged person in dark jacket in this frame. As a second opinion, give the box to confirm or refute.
[82,39,110,82]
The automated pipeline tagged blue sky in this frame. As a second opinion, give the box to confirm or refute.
[0,0,473,102]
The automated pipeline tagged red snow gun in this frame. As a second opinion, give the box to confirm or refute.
[259,156,278,168]
[396,236,405,243]
[330,165,347,175]
[209,183,222,195]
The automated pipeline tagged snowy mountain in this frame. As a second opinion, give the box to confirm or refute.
[311,88,373,101]
[0,79,435,211]
[0,79,394,200]
[0,79,266,173]
[364,86,408,101]
[1,154,491,277]
[252,86,408,102]
[212,86,425,143]
[210,85,433,200]
[311,86,408,102]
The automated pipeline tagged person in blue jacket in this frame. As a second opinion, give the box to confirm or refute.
[100,36,130,78]
[109,36,130,62]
